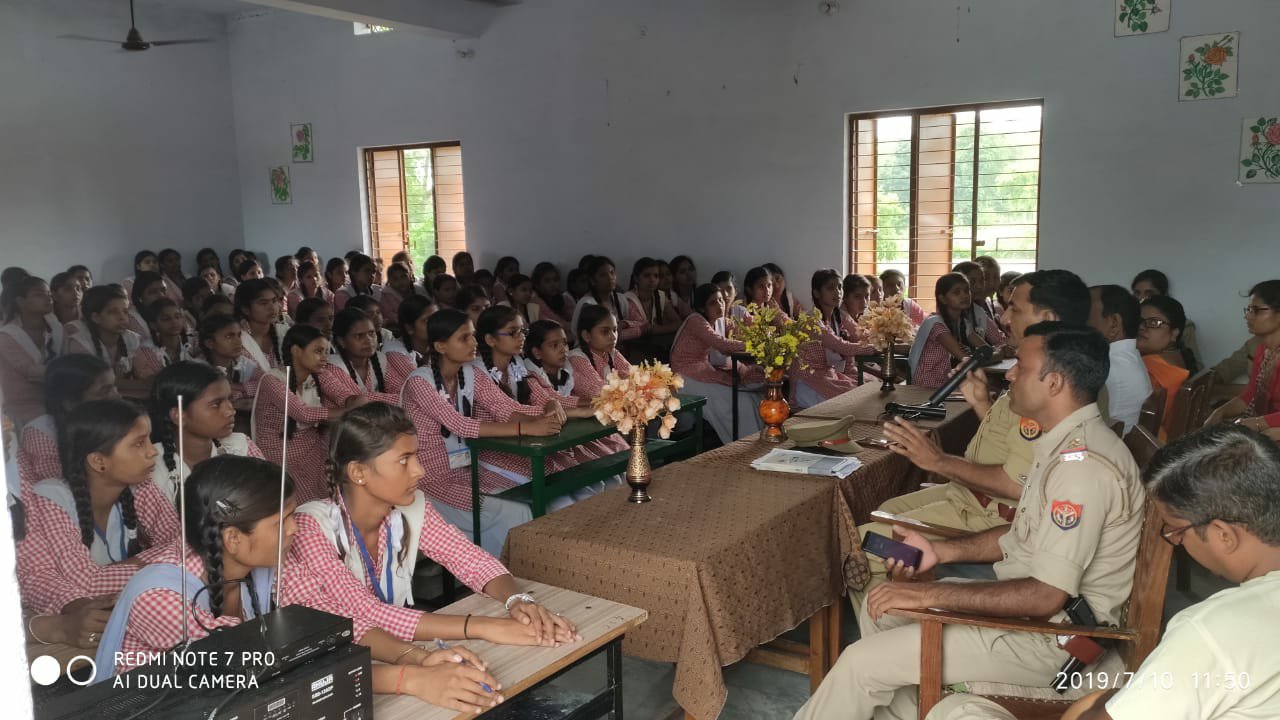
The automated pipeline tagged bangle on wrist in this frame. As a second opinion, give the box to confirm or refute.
[505,592,536,612]
[463,614,472,640]
[393,645,418,664]
[27,615,54,645]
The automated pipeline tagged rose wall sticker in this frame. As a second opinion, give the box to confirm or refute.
[1240,118,1280,184]
[1179,32,1239,100]
[291,123,313,163]
[270,166,292,204]
[1116,0,1169,36]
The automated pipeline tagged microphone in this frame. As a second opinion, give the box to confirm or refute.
[885,345,994,419]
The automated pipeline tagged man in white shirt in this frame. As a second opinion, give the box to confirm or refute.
[1088,285,1150,433]
[929,424,1280,720]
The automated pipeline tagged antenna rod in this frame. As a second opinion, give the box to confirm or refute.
[177,395,189,646]
[129,0,136,29]
[274,365,290,608]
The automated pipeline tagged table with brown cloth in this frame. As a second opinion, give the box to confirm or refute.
[503,384,976,719]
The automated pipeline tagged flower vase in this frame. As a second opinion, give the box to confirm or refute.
[881,339,897,392]
[758,368,790,443]
[626,425,652,503]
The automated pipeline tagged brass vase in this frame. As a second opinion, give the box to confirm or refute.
[758,368,790,443]
[881,339,898,392]
[626,425,652,503]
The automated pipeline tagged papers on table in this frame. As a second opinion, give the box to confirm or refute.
[751,449,863,479]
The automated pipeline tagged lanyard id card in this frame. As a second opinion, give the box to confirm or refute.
[447,445,472,470]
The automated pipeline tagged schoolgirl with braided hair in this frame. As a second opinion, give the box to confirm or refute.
[120,250,158,298]
[127,271,168,338]
[384,294,437,396]
[288,260,333,319]
[252,324,364,503]
[346,293,394,348]
[320,308,397,405]
[196,312,261,409]
[335,252,382,313]
[146,361,264,503]
[18,398,178,616]
[568,255,644,346]
[566,304,633,402]
[17,354,116,497]
[95,455,297,677]
[0,274,62,425]
[133,298,195,380]
[530,262,573,331]
[66,284,146,396]
[523,318,630,459]
[234,278,285,370]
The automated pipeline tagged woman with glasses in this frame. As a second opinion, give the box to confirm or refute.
[1137,296,1197,440]
[1205,280,1280,440]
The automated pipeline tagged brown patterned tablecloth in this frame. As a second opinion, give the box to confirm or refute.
[503,384,976,719]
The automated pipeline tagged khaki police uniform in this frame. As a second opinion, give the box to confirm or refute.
[796,404,1145,720]
[852,393,1038,601]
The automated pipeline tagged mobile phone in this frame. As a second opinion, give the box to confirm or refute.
[856,437,894,449]
[861,532,923,570]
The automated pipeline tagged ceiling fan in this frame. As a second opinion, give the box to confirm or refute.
[58,0,211,51]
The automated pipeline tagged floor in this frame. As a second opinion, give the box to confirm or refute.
[505,557,1230,720]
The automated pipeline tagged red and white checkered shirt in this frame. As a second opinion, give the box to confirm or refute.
[670,315,764,387]
[19,480,180,614]
[383,350,420,397]
[317,361,398,407]
[284,498,509,641]
[567,348,631,403]
[287,287,334,321]
[793,319,873,401]
[531,294,574,332]
[0,329,48,426]
[334,285,382,313]
[252,372,332,503]
[18,415,59,500]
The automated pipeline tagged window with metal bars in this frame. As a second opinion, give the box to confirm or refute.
[363,143,467,272]
[848,101,1042,312]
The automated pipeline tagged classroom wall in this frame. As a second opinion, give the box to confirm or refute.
[0,0,243,283]
[223,0,1276,361]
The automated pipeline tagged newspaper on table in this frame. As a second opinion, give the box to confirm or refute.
[750,448,863,479]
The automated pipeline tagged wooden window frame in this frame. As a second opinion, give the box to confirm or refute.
[363,141,466,270]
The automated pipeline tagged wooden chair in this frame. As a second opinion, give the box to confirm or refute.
[1138,386,1166,436]
[1163,368,1215,441]
[1123,424,1161,471]
[889,429,1170,720]
[1109,420,1124,438]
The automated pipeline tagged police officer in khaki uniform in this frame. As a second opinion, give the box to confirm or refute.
[850,271,1092,602]
[796,322,1145,720]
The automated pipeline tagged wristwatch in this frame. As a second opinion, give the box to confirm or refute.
[504,592,536,611]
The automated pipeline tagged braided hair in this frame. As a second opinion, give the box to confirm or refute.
[525,320,571,390]
[691,283,720,321]
[81,284,129,366]
[347,253,377,296]
[396,295,437,366]
[281,324,327,439]
[234,279,282,365]
[143,297,187,354]
[584,256,625,321]
[425,309,473,438]
[59,399,147,557]
[325,403,414,563]
[934,273,974,349]
[149,361,224,473]
[186,455,294,618]
[332,308,385,392]
[476,305,530,403]
[345,294,384,346]
[531,262,567,316]
[810,269,847,339]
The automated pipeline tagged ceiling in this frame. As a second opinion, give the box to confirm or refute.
[135,0,254,17]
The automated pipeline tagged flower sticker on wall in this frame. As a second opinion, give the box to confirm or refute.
[291,123,313,163]
[270,166,292,204]
[1179,33,1239,101]
[1240,117,1280,184]
[1115,0,1169,37]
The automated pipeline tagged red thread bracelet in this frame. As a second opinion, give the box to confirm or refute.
[395,665,408,695]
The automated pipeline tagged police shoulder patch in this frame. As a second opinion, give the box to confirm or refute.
[1051,500,1083,530]
[1019,417,1042,441]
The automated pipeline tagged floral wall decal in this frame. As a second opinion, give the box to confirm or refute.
[1179,33,1239,100]
[1240,118,1280,184]
[1115,0,1169,36]
[270,166,293,204]
[291,123,313,163]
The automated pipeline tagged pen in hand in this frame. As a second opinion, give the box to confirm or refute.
[435,638,494,693]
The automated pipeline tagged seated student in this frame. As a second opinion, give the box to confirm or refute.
[379,261,419,327]
[345,293,395,348]
[18,354,117,496]
[156,249,186,303]
[530,263,573,331]
[133,298,196,379]
[624,258,681,352]
[794,269,875,408]
[223,250,249,288]
[384,295,436,396]
[711,270,740,319]
[879,269,926,326]
[198,263,235,300]
[974,255,1003,324]
[253,325,365,503]
[492,255,520,301]
[286,402,578,665]
[275,254,299,302]
[235,257,265,283]
[908,273,979,388]
[456,284,492,325]
[564,267,589,304]
[419,254,447,295]
[19,399,179,616]
[525,319,628,458]
[953,261,1008,347]
[669,283,766,442]
[324,257,348,297]
[1205,280,1280,439]
[1088,284,1153,434]
[50,271,83,326]
[567,305,633,399]
[147,361,264,503]
[570,256,644,344]
[667,255,697,320]
[1131,268,1202,368]
[194,313,261,410]
[120,251,158,298]
[866,273,884,303]
[452,251,477,288]
[0,275,61,426]
[797,323,1143,720]
[294,295,335,351]
[65,284,147,398]
[321,308,397,404]
[499,273,538,326]
[335,253,382,313]
[179,276,212,329]
[288,260,333,319]
[1137,296,1197,440]
[732,266,778,323]
[66,264,93,295]
[1059,425,1280,720]
[856,270,1091,599]
[126,274,176,341]
[763,262,804,316]
[235,278,287,371]
[433,273,461,310]
[296,245,321,270]
[840,273,871,337]
[400,309,563,556]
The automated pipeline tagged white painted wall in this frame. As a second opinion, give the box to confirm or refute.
[0,0,243,283]
[220,0,1276,362]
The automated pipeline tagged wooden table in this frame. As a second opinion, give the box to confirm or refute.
[372,581,647,720]
[465,395,706,545]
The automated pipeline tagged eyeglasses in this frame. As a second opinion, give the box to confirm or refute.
[497,327,527,338]
[1139,318,1170,330]
[1160,520,1209,546]
[1243,305,1275,317]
